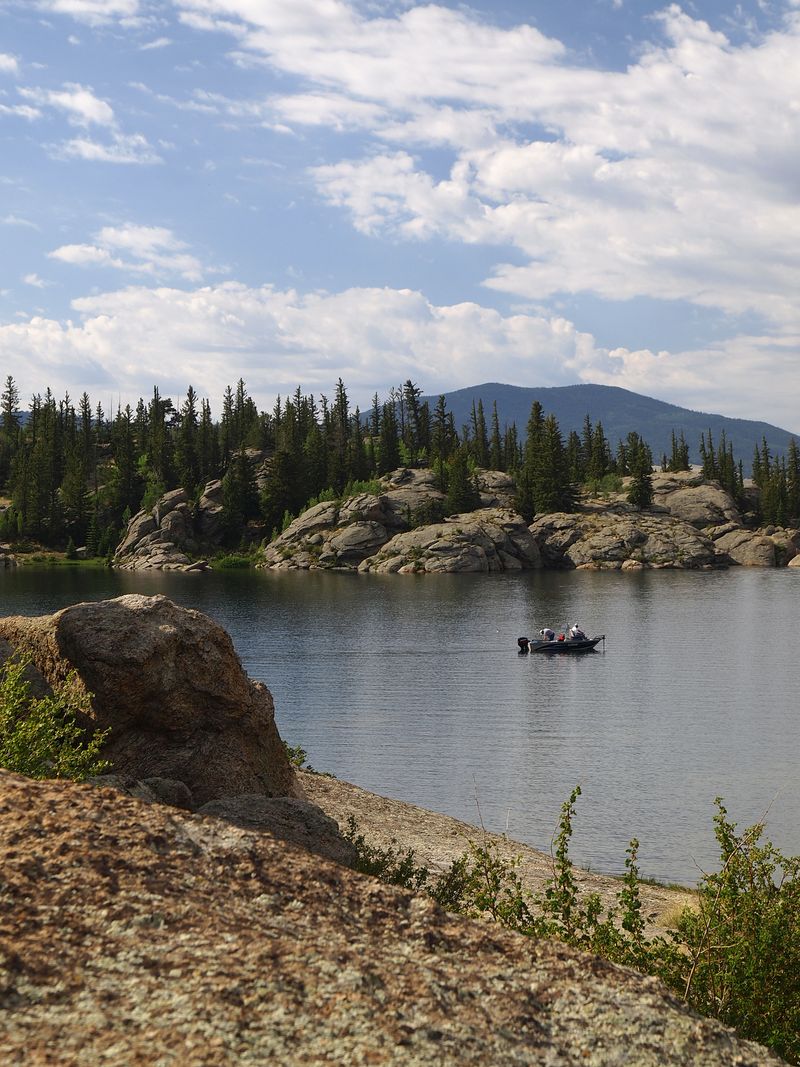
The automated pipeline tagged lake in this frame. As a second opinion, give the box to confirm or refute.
[1,564,798,885]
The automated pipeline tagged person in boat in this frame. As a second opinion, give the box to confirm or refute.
[569,623,587,640]
[539,627,555,642]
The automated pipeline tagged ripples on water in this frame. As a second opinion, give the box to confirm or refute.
[1,565,798,885]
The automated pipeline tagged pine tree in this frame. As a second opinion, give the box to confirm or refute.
[175,385,200,496]
[489,402,503,471]
[222,451,259,545]
[627,443,654,508]
[532,415,574,514]
[444,446,480,514]
[786,438,800,526]
[514,402,545,522]
[377,402,401,475]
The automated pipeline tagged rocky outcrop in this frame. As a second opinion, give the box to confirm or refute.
[0,594,300,806]
[531,508,718,569]
[651,471,742,527]
[262,469,534,572]
[0,771,782,1066]
[198,794,358,867]
[708,524,799,567]
[114,487,208,571]
[360,508,541,574]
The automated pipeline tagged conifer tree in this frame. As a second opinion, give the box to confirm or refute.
[377,402,401,475]
[514,401,545,522]
[489,402,503,471]
[444,446,480,514]
[175,385,200,496]
[627,441,654,508]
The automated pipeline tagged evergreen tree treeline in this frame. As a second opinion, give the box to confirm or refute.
[0,373,793,553]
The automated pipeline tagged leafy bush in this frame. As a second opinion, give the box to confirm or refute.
[344,787,799,1064]
[343,815,431,892]
[0,654,110,781]
[283,741,310,769]
[670,800,800,1063]
[212,552,254,569]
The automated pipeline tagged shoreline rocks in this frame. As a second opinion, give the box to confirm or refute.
[111,466,800,575]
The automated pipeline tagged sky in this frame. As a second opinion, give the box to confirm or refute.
[0,0,799,429]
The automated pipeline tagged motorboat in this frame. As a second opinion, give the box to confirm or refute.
[517,635,605,654]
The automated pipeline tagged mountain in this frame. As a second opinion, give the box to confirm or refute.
[427,383,798,469]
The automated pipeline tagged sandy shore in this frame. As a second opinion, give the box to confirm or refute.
[300,770,696,935]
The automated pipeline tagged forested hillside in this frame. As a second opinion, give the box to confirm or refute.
[0,375,797,557]
[432,383,798,470]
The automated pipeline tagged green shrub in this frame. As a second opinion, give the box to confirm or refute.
[670,800,800,1063]
[343,815,430,892]
[344,787,799,1064]
[585,473,623,496]
[0,654,110,782]
[212,552,254,569]
[283,741,310,769]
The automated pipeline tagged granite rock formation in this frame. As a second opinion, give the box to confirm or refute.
[650,471,743,528]
[708,524,799,567]
[0,594,300,805]
[360,508,541,573]
[531,508,719,570]
[0,771,783,1067]
[262,470,537,573]
[113,487,210,571]
[198,794,358,867]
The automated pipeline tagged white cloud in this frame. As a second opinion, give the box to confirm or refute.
[56,130,162,163]
[140,36,172,50]
[1,281,797,429]
[1,214,40,229]
[0,54,19,75]
[22,273,49,287]
[49,224,205,280]
[20,82,115,126]
[31,1,141,24]
[175,1,800,338]
[0,102,41,120]
[13,82,159,163]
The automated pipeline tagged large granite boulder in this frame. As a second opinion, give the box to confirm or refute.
[0,771,783,1066]
[709,525,799,567]
[114,486,209,572]
[0,594,301,806]
[359,509,541,574]
[651,472,742,528]
[531,508,718,569]
[198,794,357,867]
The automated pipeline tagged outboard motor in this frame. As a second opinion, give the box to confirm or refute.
[517,636,530,654]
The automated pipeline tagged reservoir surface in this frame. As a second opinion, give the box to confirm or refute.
[1,565,797,885]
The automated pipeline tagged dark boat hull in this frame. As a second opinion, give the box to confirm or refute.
[528,636,604,653]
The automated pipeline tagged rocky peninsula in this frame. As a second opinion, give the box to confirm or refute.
[113,467,800,573]
[0,594,786,1065]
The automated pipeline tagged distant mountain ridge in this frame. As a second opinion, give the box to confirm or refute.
[428,383,798,470]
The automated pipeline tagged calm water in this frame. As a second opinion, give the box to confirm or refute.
[1,564,798,885]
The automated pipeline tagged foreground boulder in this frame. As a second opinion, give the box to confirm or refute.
[0,594,300,805]
[0,772,782,1066]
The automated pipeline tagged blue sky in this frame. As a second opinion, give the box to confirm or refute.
[1,0,799,428]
